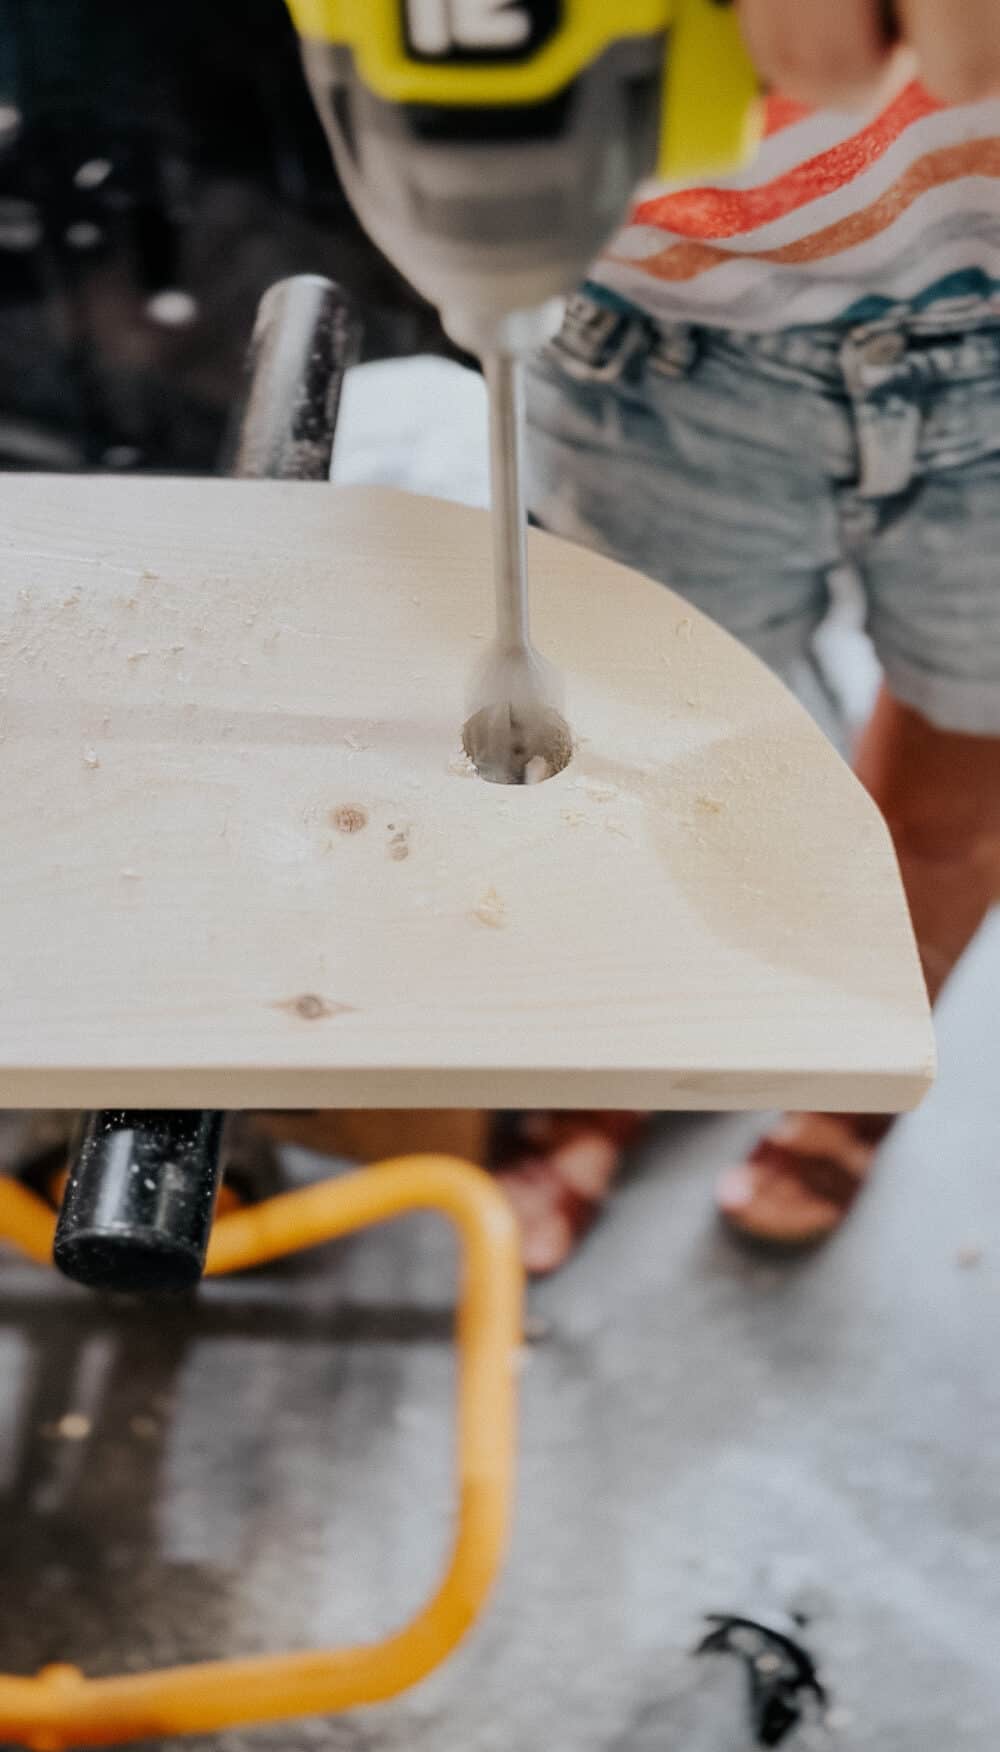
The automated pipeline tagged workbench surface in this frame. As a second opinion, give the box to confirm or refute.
[0,477,932,1110]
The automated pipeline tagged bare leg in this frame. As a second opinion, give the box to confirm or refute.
[719,684,1000,1242]
[854,687,1000,999]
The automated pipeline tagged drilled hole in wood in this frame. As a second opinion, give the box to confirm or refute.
[461,705,573,786]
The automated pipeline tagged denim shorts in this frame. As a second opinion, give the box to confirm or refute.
[526,285,1000,735]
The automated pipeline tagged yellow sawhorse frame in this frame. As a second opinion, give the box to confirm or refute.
[0,1156,522,1750]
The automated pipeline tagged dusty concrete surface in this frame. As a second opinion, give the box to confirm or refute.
[0,915,997,1752]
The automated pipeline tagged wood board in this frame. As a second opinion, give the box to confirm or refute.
[0,476,933,1111]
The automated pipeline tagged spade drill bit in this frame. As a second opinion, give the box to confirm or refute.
[463,352,569,785]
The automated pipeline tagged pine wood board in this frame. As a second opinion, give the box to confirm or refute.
[0,476,933,1111]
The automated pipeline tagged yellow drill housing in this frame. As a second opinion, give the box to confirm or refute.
[288,0,760,179]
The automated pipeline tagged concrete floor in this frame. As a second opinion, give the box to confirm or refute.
[0,912,998,1752]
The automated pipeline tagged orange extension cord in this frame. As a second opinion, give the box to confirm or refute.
[0,1156,523,1750]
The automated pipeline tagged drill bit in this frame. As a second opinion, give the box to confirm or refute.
[463,351,569,785]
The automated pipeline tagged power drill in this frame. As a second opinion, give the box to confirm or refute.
[286,1,760,777]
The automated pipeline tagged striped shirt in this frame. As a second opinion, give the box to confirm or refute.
[593,83,1000,331]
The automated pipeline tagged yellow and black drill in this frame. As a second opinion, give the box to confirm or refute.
[286,1,760,777]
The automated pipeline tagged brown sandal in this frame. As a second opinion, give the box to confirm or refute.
[490,1112,645,1275]
[716,1113,893,1246]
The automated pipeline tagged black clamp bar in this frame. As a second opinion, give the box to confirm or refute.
[53,275,361,1294]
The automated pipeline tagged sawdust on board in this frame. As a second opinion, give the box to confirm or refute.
[473,887,506,929]
[574,778,618,803]
[523,756,550,785]
[387,824,411,861]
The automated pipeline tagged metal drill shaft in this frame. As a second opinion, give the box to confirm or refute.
[485,351,531,654]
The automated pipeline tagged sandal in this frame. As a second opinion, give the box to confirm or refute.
[716,1113,893,1246]
[490,1112,645,1275]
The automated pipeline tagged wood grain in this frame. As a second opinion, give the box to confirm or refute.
[0,477,933,1111]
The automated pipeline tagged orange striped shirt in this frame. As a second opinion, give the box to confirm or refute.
[594,85,1000,330]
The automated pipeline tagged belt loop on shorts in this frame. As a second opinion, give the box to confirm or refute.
[549,290,697,385]
[840,325,922,499]
[648,324,700,379]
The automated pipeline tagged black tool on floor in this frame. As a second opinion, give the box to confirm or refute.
[695,1611,828,1747]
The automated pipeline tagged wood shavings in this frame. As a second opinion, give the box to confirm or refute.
[120,867,140,881]
[575,779,618,803]
[62,587,82,607]
[561,809,585,827]
[696,796,723,814]
[523,756,550,785]
[674,615,693,638]
[82,748,100,769]
[473,886,506,929]
[127,648,150,663]
[449,750,476,778]
[344,731,369,752]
